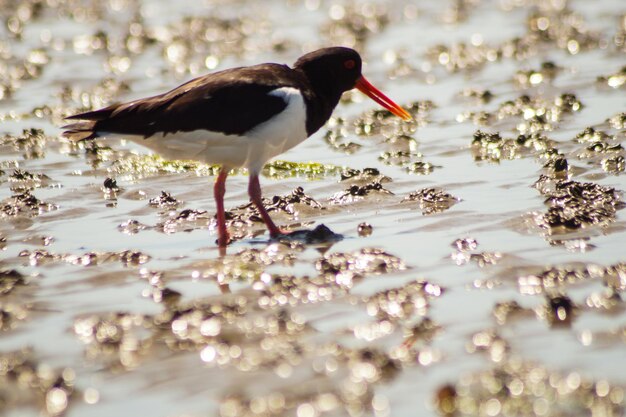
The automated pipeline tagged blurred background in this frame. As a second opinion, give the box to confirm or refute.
[0,1,625,416]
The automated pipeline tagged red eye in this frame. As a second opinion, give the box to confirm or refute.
[344,59,356,69]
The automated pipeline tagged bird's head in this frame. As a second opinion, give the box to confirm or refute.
[294,47,412,121]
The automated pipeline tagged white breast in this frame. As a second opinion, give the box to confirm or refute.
[112,87,309,175]
[245,87,309,172]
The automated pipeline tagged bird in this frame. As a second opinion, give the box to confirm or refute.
[63,47,412,247]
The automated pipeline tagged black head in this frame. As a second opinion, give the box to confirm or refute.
[292,47,411,136]
[293,47,363,96]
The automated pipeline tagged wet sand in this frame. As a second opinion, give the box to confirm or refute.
[0,0,625,416]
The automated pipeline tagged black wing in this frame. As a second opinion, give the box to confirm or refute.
[63,63,305,141]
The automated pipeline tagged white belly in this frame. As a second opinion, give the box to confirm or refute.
[115,87,309,174]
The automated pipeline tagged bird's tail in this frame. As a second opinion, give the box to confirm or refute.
[61,120,100,141]
[61,107,117,141]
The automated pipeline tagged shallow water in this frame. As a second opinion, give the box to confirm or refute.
[1,0,625,416]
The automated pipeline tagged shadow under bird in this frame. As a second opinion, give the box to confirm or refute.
[63,47,412,247]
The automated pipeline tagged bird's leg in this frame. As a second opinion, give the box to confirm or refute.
[248,173,282,238]
[214,168,230,247]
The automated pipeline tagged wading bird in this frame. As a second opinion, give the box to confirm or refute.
[63,47,411,247]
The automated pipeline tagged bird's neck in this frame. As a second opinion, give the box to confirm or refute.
[301,73,344,136]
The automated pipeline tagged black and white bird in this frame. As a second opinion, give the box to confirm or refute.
[63,47,411,247]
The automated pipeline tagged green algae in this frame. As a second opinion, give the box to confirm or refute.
[109,154,222,177]
[262,160,343,180]
[109,154,342,180]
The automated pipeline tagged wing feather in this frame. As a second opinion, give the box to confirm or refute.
[62,63,306,140]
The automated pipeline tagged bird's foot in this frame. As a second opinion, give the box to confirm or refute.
[269,228,291,239]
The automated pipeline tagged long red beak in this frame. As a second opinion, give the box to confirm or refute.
[355,76,412,121]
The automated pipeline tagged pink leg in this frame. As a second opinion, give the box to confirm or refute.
[248,173,282,238]
[214,169,229,247]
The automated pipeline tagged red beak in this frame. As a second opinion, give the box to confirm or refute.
[355,76,412,121]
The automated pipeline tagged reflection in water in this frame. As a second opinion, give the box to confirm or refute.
[0,0,625,416]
